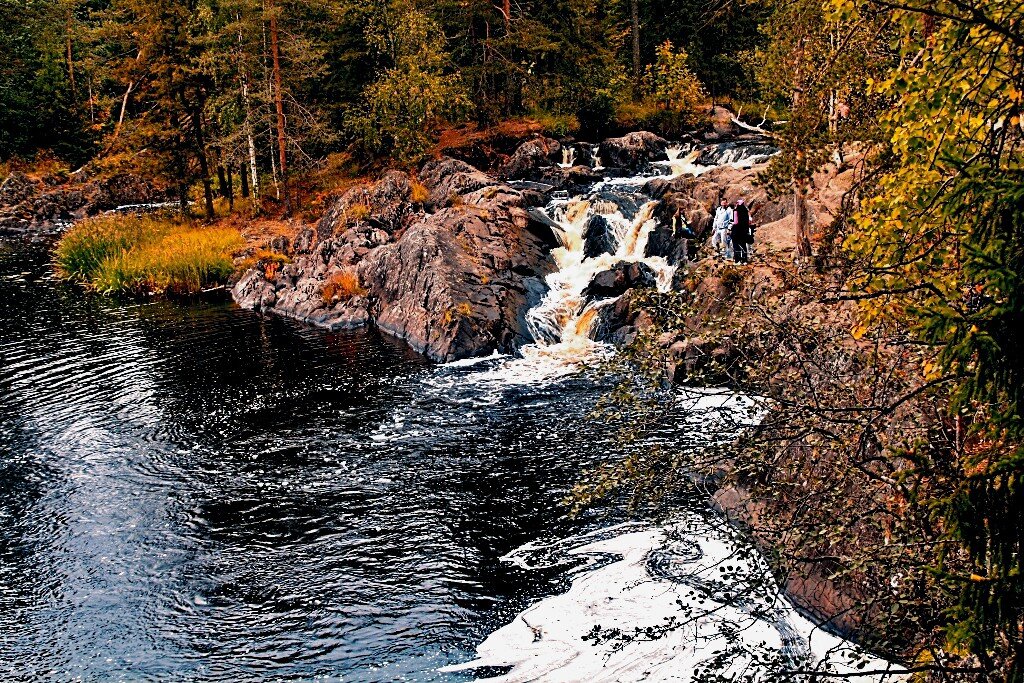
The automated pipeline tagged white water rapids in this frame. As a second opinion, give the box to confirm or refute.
[433,145,904,682]
[520,196,673,364]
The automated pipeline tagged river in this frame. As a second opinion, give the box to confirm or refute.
[0,149,903,682]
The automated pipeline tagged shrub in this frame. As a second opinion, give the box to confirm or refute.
[54,215,244,295]
[410,179,430,204]
[236,249,291,278]
[321,270,367,303]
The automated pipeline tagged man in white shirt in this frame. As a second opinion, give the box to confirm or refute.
[711,199,734,259]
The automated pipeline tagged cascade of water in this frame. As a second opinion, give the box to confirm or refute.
[559,146,577,168]
[520,187,675,364]
[657,147,706,178]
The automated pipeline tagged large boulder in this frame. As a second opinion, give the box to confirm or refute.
[583,215,617,258]
[499,137,561,180]
[233,159,557,362]
[361,204,553,361]
[598,132,669,171]
[703,106,740,140]
[420,157,503,208]
[316,170,412,241]
[582,261,658,301]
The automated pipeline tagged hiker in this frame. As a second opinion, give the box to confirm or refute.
[732,198,752,263]
[711,199,734,259]
[673,208,697,263]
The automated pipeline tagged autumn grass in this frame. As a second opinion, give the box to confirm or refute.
[54,215,244,295]
[321,270,366,303]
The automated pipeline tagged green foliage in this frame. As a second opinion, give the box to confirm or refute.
[0,0,93,163]
[644,41,706,118]
[55,215,243,295]
[346,1,470,161]
[841,1,1024,674]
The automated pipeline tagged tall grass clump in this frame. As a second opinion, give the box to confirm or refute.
[55,215,244,295]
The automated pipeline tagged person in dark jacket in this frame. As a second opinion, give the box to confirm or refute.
[731,199,752,263]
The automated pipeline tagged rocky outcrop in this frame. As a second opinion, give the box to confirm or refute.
[0,170,163,235]
[598,132,669,172]
[233,158,557,362]
[499,137,562,180]
[582,215,616,258]
[582,261,657,301]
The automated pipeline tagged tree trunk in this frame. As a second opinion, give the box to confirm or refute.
[107,48,144,152]
[268,1,290,214]
[794,172,812,260]
[188,99,216,221]
[239,160,250,199]
[217,162,228,199]
[227,165,234,211]
[792,38,813,263]
[66,11,77,104]
[630,0,641,84]
[238,13,260,202]
[170,110,188,216]
[498,0,510,32]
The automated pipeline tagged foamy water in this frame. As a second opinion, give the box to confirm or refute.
[442,514,906,682]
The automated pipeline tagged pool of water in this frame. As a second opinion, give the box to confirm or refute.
[0,236,902,683]
[0,237,667,681]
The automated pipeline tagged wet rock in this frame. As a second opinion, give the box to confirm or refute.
[590,190,642,220]
[582,215,616,258]
[582,261,658,301]
[598,132,669,172]
[538,165,603,194]
[560,143,595,168]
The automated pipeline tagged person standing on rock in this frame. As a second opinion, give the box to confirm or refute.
[711,199,734,260]
[732,199,752,264]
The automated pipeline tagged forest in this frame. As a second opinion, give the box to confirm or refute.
[1,0,1022,681]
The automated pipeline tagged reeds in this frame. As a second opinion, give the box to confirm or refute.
[54,215,244,295]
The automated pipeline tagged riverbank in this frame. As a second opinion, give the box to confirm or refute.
[593,212,952,668]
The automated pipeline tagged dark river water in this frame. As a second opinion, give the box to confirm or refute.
[0,236,652,682]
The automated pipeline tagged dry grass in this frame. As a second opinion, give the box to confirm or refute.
[54,215,244,295]
[347,203,371,221]
[236,249,292,279]
[321,270,367,303]
[410,179,430,204]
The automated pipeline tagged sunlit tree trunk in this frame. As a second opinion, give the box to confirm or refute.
[237,13,260,201]
[792,37,813,262]
[268,0,290,214]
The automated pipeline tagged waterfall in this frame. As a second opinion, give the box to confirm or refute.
[505,135,776,374]
[658,147,706,178]
[520,187,675,365]
[559,146,577,168]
